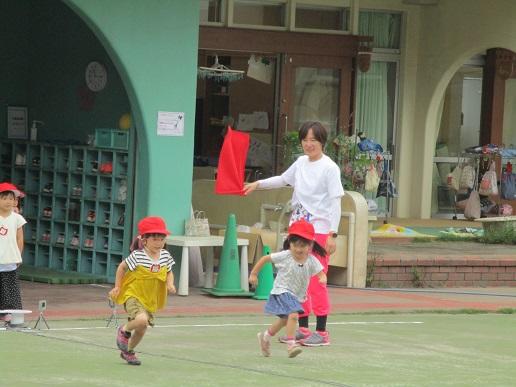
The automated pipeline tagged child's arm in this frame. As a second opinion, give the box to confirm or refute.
[317,270,327,284]
[248,255,272,286]
[109,260,128,299]
[166,271,176,294]
[16,227,24,267]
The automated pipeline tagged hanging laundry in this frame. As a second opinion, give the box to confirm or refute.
[215,127,250,195]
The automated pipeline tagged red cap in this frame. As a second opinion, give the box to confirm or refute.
[288,219,315,241]
[137,216,171,236]
[0,182,23,198]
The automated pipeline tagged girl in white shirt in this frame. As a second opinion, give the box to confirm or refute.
[244,121,344,347]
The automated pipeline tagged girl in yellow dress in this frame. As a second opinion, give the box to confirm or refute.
[109,216,176,365]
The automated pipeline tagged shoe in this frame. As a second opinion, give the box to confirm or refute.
[120,350,141,366]
[287,344,302,358]
[278,327,311,344]
[116,326,130,351]
[299,331,330,347]
[257,332,271,357]
[0,314,11,323]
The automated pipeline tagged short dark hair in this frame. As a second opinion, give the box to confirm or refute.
[298,121,328,146]
[0,191,15,199]
[282,234,327,257]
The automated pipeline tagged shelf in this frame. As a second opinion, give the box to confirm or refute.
[0,139,134,282]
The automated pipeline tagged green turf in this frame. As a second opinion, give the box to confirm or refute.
[1,314,515,386]
[18,265,107,284]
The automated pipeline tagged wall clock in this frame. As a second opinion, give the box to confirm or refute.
[85,61,107,92]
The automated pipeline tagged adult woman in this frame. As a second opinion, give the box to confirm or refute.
[244,121,344,346]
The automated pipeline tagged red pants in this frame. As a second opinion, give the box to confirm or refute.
[299,233,330,317]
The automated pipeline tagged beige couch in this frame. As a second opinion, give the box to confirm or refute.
[191,179,368,287]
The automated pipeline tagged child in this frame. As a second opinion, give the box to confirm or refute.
[249,219,327,358]
[0,183,27,324]
[109,216,176,365]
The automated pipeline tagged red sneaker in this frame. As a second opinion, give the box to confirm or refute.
[278,327,311,344]
[116,326,130,351]
[120,350,141,365]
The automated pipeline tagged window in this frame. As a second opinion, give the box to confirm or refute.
[200,0,224,24]
[232,0,286,28]
[295,4,350,32]
[359,10,401,50]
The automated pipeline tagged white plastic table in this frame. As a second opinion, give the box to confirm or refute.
[165,235,250,296]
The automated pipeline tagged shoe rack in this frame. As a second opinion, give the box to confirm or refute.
[0,139,134,282]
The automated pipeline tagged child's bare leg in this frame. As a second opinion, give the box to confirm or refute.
[268,317,287,336]
[285,313,298,338]
[124,312,148,350]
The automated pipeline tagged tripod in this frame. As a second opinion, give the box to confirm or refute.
[33,310,50,330]
[106,298,119,328]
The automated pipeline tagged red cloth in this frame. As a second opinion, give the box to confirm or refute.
[215,127,250,195]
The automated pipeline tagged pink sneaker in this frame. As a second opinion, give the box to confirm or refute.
[257,332,271,357]
[120,350,141,365]
[278,327,311,344]
[299,330,330,346]
[116,326,130,351]
[287,344,303,358]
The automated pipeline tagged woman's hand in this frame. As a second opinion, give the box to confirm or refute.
[325,236,337,255]
[249,272,258,287]
[243,181,259,195]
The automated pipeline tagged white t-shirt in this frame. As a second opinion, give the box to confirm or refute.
[270,250,323,302]
[260,154,344,233]
[0,212,27,270]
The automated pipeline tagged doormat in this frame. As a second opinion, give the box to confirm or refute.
[18,266,107,285]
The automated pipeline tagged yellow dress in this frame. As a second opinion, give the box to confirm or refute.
[114,265,168,313]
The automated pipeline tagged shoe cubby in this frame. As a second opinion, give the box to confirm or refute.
[0,139,133,282]
[80,251,93,273]
[94,252,108,275]
[51,246,65,270]
[65,249,78,271]
[37,245,50,267]
[24,244,36,266]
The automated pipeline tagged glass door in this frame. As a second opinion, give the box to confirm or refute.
[278,54,352,170]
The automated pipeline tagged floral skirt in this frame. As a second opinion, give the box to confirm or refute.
[264,292,303,318]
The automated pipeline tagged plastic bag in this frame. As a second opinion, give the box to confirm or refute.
[501,172,516,200]
[478,161,498,196]
[185,211,210,237]
[447,165,462,191]
[464,190,481,220]
[459,165,475,190]
[365,165,380,192]
[376,169,398,198]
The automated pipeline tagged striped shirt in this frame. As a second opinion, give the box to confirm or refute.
[125,249,175,273]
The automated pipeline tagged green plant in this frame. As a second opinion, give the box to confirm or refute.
[282,131,303,167]
[366,252,378,287]
[479,224,516,245]
[411,265,424,288]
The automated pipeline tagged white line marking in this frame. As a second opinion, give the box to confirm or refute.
[0,321,423,332]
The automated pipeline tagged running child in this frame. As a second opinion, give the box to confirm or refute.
[109,216,176,365]
[249,219,327,358]
[0,183,27,324]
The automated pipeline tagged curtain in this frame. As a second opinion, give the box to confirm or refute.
[358,11,400,49]
[355,61,388,149]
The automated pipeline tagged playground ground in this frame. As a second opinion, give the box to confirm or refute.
[1,281,515,386]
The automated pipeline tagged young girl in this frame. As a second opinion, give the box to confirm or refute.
[249,219,327,358]
[0,183,27,324]
[245,121,344,346]
[109,216,176,366]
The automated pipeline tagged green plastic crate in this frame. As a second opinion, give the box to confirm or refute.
[94,129,129,150]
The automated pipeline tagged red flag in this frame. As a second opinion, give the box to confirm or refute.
[215,127,250,195]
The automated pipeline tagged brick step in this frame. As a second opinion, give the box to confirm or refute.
[368,257,516,288]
